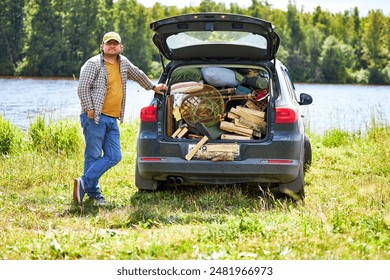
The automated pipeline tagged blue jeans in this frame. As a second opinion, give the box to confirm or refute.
[80,113,122,199]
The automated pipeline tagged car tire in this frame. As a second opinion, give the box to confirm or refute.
[304,135,312,172]
[277,162,305,201]
[135,165,158,191]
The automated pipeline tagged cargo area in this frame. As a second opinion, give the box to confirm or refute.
[165,65,271,143]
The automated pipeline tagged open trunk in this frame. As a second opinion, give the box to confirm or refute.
[163,64,271,160]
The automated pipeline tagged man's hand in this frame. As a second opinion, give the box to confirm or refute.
[87,109,95,119]
[153,83,168,95]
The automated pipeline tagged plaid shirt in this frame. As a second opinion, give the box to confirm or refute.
[77,53,155,123]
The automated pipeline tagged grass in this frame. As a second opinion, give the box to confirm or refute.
[0,117,389,260]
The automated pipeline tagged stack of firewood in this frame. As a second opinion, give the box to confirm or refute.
[185,136,239,162]
[220,99,267,140]
[183,98,268,161]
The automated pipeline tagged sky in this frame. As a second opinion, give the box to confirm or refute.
[141,0,389,16]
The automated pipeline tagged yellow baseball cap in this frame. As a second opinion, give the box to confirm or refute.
[102,32,121,43]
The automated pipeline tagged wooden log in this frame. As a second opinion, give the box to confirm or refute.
[237,117,266,132]
[201,143,239,153]
[227,111,240,120]
[234,118,248,129]
[235,118,264,138]
[177,127,188,138]
[252,131,262,138]
[185,136,208,161]
[236,106,265,118]
[245,99,258,110]
[220,121,253,136]
[172,127,183,138]
[230,107,264,125]
[221,134,252,140]
[196,151,234,161]
[211,153,234,162]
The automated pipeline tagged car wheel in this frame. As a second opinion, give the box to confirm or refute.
[135,165,158,191]
[277,162,305,201]
[304,135,312,172]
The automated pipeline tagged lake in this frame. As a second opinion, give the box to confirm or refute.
[1,77,389,134]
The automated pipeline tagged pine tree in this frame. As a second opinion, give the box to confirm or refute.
[0,0,25,75]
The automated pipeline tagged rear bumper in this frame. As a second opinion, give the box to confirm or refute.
[136,157,300,185]
[136,126,304,185]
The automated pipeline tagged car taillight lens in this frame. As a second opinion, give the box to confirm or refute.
[275,107,298,124]
[140,105,157,122]
[140,157,161,161]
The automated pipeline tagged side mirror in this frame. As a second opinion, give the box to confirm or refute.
[299,93,313,105]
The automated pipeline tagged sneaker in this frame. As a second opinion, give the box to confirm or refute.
[73,178,85,204]
[92,195,108,206]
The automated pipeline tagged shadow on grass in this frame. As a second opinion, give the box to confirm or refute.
[63,183,300,225]
[114,184,296,229]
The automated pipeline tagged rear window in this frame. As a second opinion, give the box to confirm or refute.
[166,31,268,50]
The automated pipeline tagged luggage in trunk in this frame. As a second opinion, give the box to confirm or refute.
[165,66,270,142]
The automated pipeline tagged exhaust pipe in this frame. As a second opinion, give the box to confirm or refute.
[167,176,184,185]
[175,177,184,185]
[167,176,175,185]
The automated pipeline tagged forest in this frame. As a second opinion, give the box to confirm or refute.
[1,0,389,84]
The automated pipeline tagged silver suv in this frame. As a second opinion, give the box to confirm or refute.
[135,13,312,199]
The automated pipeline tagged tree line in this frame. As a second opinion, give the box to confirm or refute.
[1,0,389,84]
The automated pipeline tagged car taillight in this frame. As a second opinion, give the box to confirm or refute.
[275,107,298,124]
[140,105,157,122]
[140,157,161,161]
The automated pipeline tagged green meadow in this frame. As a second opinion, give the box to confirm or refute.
[0,115,389,260]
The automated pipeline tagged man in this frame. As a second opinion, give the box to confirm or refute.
[74,31,167,205]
